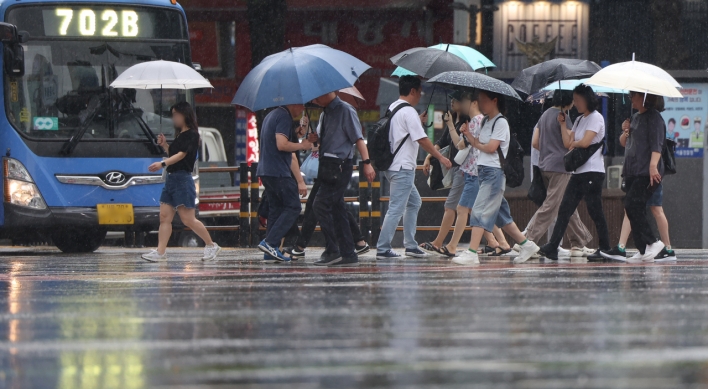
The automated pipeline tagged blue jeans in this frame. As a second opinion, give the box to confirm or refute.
[469,166,514,232]
[160,171,196,209]
[457,173,480,209]
[377,169,422,253]
[260,176,301,248]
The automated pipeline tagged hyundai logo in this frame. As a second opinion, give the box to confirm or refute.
[105,172,127,185]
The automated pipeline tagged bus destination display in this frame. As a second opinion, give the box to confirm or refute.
[5,5,187,40]
[43,8,148,38]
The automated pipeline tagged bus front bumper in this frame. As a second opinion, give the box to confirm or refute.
[3,204,161,231]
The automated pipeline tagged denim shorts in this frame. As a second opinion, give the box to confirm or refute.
[444,167,465,210]
[647,183,663,207]
[160,171,196,209]
[469,166,514,232]
[457,173,480,209]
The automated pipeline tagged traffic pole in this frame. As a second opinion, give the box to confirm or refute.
[370,169,382,246]
[358,161,371,242]
[249,163,261,247]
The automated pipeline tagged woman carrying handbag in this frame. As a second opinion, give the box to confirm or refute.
[537,84,610,261]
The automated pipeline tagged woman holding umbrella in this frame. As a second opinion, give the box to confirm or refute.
[601,92,667,261]
[525,89,593,257]
[452,90,540,265]
[538,84,610,261]
[142,102,221,262]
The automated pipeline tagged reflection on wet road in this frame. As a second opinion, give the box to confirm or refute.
[2,247,708,388]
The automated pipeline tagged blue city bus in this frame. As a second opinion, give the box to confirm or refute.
[0,0,193,252]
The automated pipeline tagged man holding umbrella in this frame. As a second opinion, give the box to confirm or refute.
[256,103,316,262]
[230,44,372,261]
[309,92,376,266]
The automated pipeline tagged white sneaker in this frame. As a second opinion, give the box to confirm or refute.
[142,250,167,262]
[514,240,540,264]
[452,249,479,265]
[626,252,644,262]
[558,247,571,257]
[202,243,222,261]
[512,244,521,253]
[570,246,594,257]
[642,241,665,262]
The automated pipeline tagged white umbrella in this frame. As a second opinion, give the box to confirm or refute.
[110,60,213,132]
[110,60,213,89]
[599,54,681,88]
[585,68,682,98]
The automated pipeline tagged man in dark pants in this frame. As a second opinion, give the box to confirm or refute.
[291,179,369,256]
[310,92,375,266]
[256,104,314,262]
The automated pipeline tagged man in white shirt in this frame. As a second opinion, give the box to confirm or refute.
[376,76,451,259]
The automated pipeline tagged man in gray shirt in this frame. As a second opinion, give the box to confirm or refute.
[310,92,375,266]
[525,96,592,256]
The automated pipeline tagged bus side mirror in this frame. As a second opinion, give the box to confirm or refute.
[0,23,18,43]
[4,45,24,77]
[0,23,24,77]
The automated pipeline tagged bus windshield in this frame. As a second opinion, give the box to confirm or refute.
[4,5,191,141]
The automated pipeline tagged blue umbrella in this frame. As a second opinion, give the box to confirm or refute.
[391,44,495,77]
[232,44,371,111]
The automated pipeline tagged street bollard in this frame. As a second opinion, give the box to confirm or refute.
[249,163,261,247]
[370,170,382,246]
[358,161,371,242]
[239,162,250,247]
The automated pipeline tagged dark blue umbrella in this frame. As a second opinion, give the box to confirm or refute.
[232,44,370,111]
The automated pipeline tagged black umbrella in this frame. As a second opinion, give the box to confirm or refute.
[511,59,602,96]
[390,47,475,79]
[427,71,523,101]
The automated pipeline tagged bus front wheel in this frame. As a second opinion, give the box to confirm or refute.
[52,228,107,253]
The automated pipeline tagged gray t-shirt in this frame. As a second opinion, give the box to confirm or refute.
[624,109,665,177]
[537,107,572,173]
[319,97,363,160]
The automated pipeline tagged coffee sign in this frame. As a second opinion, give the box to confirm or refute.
[493,1,589,71]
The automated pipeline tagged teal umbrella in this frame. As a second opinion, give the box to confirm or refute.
[541,78,627,94]
[391,44,495,77]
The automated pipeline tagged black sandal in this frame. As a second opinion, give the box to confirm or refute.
[419,242,441,254]
[480,245,498,256]
[489,247,512,257]
[439,245,456,258]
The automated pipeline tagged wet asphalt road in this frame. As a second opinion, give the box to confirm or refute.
[2,247,708,389]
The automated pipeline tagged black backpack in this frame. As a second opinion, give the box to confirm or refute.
[482,115,525,188]
[367,103,411,171]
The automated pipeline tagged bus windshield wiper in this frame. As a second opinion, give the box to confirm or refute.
[115,92,164,155]
[60,96,103,155]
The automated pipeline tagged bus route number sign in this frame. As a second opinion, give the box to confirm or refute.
[44,8,141,38]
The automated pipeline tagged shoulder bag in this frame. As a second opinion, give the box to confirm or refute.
[563,117,605,172]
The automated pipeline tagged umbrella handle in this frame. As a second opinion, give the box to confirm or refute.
[423,83,437,128]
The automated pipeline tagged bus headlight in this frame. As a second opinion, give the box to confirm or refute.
[3,158,47,210]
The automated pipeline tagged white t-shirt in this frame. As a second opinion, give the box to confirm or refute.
[572,110,605,174]
[477,113,510,169]
[388,99,427,171]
